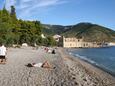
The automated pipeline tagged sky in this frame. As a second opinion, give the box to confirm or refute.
[0,0,115,30]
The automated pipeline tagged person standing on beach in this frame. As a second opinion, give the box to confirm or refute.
[0,43,7,64]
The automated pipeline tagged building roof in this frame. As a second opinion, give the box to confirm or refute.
[53,34,61,39]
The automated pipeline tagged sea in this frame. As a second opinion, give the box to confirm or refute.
[67,46,115,76]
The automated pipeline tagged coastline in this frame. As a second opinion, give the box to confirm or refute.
[65,47,115,76]
[58,48,115,85]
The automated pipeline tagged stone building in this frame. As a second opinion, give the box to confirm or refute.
[63,37,107,48]
[53,34,61,42]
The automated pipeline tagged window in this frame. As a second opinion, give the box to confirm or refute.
[84,44,85,47]
[70,44,72,46]
[86,43,88,46]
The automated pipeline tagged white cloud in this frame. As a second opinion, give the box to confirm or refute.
[5,0,68,19]
[6,0,16,10]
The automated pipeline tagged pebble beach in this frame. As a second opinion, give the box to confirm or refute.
[0,47,115,86]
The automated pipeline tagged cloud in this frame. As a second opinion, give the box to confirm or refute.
[5,0,68,20]
[6,0,16,10]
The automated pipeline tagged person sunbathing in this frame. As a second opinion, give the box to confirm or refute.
[26,61,52,68]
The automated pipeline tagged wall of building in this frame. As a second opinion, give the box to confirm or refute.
[108,42,115,46]
[63,37,103,48]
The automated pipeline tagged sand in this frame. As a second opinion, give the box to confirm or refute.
[0,47,115,86]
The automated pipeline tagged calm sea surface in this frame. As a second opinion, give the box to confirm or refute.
[68,47,115,75]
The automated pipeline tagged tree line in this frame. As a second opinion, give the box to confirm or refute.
[0,6,56,47]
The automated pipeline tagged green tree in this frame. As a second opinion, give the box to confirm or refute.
[0,6,44,46]
[47,36,56,46]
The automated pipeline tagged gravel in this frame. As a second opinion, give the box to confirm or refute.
[0,47,115,86]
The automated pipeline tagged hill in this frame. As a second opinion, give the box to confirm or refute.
[42,23,115,42]
[42,24,70,36]
[62,23,115,42]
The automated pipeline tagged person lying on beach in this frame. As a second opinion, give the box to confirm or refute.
[26,61,52,68]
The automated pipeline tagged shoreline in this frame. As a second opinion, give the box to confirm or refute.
[64,48,115,78]
[65,47,115,77]
[58,48,115,85]
[80,58,115,77]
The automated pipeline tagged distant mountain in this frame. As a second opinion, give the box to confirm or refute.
[42,24,70,36]
[62,23,115,42]
[42,23,115,42]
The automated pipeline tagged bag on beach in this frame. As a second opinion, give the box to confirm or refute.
[26,63,33,67]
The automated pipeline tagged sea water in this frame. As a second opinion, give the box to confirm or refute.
[68,47,115,76]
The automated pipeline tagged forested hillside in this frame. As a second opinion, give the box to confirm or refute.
[42,24,71,36]
[0,6,56,46]
[62,23,115,42]
[42,22,115,42]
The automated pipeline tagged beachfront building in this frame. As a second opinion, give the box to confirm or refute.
[53,34,61,42]
[63,37,107,48]
[108,42,115,46]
